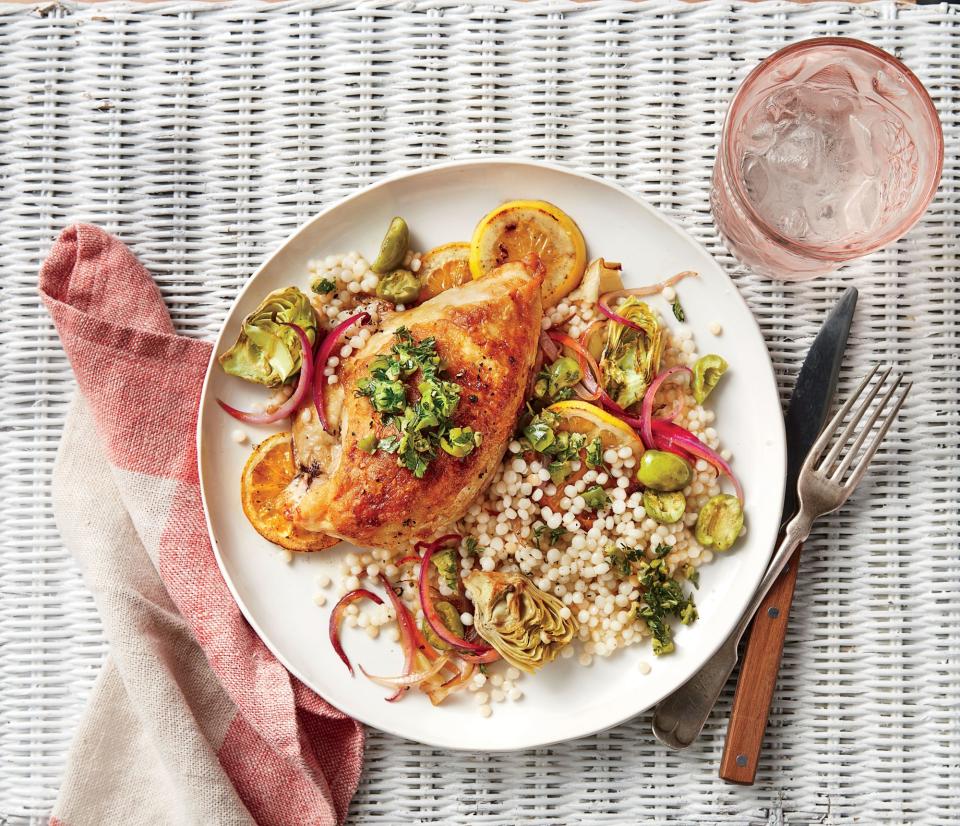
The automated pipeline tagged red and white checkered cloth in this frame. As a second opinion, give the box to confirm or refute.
[39,225,364,826]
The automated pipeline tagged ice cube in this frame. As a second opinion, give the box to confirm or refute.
[777,206,811,241]
[849,113,878,177]
[765,122,823,184]
[741,153,770,203]
[842,177,880,232]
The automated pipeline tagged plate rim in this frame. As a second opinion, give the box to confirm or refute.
[196,157,787,751]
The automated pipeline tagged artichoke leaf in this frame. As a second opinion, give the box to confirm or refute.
[464,570,578,674]
[219,287,318,387]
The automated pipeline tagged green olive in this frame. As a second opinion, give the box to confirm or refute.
[420,601,464,651]
[547,356,582,396]
[376,268,420,305]
[643,489,686,524]
[372,216,410,273]
[695,494,744,551]
[636,450,693,492]
[693,354,728,405]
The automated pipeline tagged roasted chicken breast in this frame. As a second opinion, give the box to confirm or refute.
[293,259,543,550]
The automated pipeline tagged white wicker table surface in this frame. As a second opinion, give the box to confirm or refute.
[1,1,957,823]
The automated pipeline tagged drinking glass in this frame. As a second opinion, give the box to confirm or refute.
[712,38,943,281]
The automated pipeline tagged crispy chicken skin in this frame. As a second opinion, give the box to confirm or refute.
[293,260,543,550]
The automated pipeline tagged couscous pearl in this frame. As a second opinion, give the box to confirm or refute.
[509,688,523,701]
[638,661,652,675]
[313,593,327,606]
[475,691,490,705]
[492,689,506,703]
[460,612,474,626]
[709,321,723,336]
[479,705,492,718]
[231,429,248,444]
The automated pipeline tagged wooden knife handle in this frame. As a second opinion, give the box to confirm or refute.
[719,542,803,784]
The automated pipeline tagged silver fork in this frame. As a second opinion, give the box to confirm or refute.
[652,365,911,750]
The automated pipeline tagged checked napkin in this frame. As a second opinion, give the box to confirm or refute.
[39,224,363,826]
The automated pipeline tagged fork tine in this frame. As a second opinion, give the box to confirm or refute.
[844,380,912,492]
[832,372,902,481]
[819,366,892,473]
[803,364,880,471]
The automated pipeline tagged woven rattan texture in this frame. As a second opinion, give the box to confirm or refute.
[1,1,957,823]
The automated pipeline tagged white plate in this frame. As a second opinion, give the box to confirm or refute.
[197,159,786,751]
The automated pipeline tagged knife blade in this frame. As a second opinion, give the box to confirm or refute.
[719,285,857,784]
[780,285,859,527]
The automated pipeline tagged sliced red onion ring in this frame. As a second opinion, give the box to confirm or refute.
[329,588,384,677]
[425,660,477,705]
[457,647,502,664]
[546,331,602,401]
[419,541,491,654]
[360,653,452,692]
[217,324,314,425]
[598,271,697,332]
[639,366,693,451]
[313,311,371,432]
[651,418,743,503]
[374,573,426,701]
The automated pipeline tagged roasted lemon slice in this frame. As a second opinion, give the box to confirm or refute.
[241,432,339,552]
[547,400,644,455]
[469,200,586,307]
[418,242,472,302]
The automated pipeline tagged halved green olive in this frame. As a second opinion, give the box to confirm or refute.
[695,494,744,551]
[376,268,420,304]
[643,490,686,524]
[420,600,464,651]
[636,450,693,492]
[372,217,410,273]
[693,354,728,405]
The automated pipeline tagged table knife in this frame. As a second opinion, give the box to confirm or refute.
[718,286,858,783]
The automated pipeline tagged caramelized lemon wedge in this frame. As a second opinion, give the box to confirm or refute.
[469,200,586,307]
[240,432,338,552]
[418,241,472,302]
[547,399,644,455]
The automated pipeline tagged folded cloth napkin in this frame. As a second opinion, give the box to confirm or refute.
[39,225,364,826]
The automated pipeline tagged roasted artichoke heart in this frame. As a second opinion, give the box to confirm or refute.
[464,570,578,673]
[219,286,318,386]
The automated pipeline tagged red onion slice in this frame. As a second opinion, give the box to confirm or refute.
[313,311,371,432]
[329,588,384,677]
[639,366,693,450]
[360,653,452,692]
[651,418,743,503]
[419,542,491,654]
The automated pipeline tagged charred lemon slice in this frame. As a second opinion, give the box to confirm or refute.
[547,400,644,455]
[418,242,472,302]
[240,432,339,552]
[469,200,587,307]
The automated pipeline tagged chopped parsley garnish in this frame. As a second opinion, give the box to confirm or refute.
[682,563,699,589]
[312,278,336,294]
[605,543,646,578]
[533,524,567,549]
[633,555,698,656]
[355,327,480,478]
[671,298,685,322]
[581,485,610,511]
[463,537,479,557]
[585,436,605,469]
[520,409,587,483]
